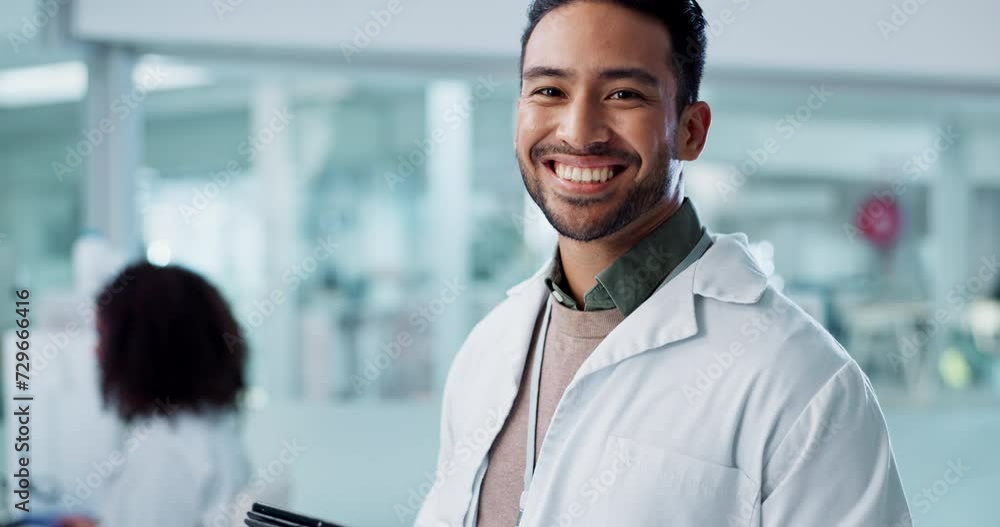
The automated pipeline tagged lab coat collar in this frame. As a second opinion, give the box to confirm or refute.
[505,232,768,304]
[502,232,769,383]
[692,232,770,305]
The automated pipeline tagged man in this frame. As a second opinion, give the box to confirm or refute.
[417,1,911,525]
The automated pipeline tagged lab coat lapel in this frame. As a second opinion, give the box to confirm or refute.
[457,263,549,484]
[501,258,554,387]
[571,232,769,384]
[572,258,699,382]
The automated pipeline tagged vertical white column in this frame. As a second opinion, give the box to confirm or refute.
[85,45,142,257]
[253,82,300,400]
[426,81,472,395]
[927,121,970,394]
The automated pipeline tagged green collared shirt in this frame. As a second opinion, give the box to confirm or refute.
[544,198,705,317]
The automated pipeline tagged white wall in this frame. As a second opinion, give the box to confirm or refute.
[68,0,1000,81]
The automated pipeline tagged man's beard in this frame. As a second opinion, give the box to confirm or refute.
[518,144,670,242]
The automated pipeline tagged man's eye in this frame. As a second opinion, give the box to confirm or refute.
[610,90,643,100]
[534,87,563,97]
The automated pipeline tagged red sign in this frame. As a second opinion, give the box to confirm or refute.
[856,196,902,249]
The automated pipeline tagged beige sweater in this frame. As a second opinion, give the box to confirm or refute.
[476,298,626,526]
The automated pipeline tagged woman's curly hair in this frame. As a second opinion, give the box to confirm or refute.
[95,262,247,422]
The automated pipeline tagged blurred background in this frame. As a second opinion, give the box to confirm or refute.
[1,0,999,525]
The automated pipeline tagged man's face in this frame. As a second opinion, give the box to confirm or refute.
[516,1,684,242]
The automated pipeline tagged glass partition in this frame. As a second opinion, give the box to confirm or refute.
[0,60,86,322]
[131,59,1000,405]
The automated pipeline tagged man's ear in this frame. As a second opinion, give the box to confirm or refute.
[675,101,712,162]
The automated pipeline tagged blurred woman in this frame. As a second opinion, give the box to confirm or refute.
[62,262,252,527]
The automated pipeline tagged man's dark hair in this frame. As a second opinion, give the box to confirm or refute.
[95,262,247,422]
[520,0,708,115]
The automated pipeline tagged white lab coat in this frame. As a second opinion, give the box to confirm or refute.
[416,232,911,527]
[99,410,252,527]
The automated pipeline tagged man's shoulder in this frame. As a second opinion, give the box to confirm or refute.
[694,286,882,467]
[710,284,875,411]
[700,284,852,379]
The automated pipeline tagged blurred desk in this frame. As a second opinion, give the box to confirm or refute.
[843,301,932,393]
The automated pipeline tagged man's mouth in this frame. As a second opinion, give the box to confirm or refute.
[546,160,627,184]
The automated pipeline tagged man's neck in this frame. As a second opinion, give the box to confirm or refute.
[558,199,682,307]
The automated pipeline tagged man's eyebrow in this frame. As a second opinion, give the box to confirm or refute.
[521,66,572,82]
[598,68,660,88]
[521,66,660,88]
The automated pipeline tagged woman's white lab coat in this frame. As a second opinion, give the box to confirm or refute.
[416,233,911,527]
[99,410,251,527]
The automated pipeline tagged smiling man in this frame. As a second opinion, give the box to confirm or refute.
[415,1,911,526]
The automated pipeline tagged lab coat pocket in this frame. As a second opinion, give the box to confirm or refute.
[595,436,760,527]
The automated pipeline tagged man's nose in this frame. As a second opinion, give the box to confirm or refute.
[555,98,611,148]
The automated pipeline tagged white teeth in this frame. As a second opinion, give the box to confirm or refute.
[553,162,618,183]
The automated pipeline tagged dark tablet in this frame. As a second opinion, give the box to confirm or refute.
[247,510,301,527]
[248,502,348,527]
